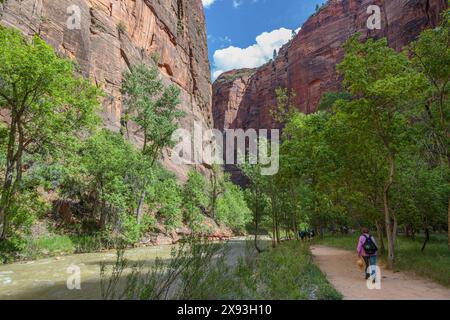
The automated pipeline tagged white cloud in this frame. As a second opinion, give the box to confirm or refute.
[212,27,300,80]
[202,0,216,8]
[232,0,243,8]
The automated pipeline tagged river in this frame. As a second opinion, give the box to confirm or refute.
[0,238,260,300]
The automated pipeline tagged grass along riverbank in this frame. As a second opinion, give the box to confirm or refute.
[315,234,450,288]
[101,239,342,300]
[252,241,342,300]
[0,233,115,263]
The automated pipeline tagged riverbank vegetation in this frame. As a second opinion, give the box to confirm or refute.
[101,239,341,300]
[242,10,449,271]
[0,25,251,263]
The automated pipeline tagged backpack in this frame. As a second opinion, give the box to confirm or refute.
[363,234,378,255]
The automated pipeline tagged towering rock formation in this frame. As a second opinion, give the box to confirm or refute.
[0,0,212,180]
[213,0,447,131]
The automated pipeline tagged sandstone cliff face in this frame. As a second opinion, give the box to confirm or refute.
[0,0,212,181]
[213,0,447,131]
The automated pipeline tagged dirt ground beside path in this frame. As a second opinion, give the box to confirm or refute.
[311,245,450,300]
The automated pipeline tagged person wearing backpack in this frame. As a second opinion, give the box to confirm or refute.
[357,227,378,281]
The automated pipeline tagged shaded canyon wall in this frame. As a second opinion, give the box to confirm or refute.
[0,0,212,181]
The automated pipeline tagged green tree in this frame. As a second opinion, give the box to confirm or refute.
[208,164,225,220]
[270,87,297,127]
[0,26,101,239]
[121,64,184,223]
[241,161,270,252]
[410,12,450,249]
[182,170,208,233]
[80,130,141,229]
[336,35,426,268]
[148,172,183,230]
[216,177,252,233]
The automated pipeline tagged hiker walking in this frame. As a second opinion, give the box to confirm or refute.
[357,227,378,281]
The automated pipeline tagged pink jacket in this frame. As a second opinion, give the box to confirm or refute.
[357,233,378,257]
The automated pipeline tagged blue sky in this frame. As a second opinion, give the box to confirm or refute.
[203,0,325,80]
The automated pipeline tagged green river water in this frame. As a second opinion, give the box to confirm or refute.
[0,238,257,300]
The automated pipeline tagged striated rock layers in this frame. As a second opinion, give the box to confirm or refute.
[213,0,447,131]
[0,0,212,181]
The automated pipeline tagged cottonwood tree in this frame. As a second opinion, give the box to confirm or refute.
[336,35,427,268]
[410,14,450,250]
[241,161,270,252]
[121,64,183,223]
[182,170,209,233]
[0,26,101,239]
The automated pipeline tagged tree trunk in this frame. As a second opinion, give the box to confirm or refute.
[136,188,147,224]
[447,155,450,251]
[421,225,430,253]
[384,152,396,269]
[99,201,107,229]
[271,213,277,248]
[275,212,280,244]
[293,214,299,240]
[405,225,410,238]
[447,156,450,251]
[0,113,18,240]
[392,212,398,245]
[254,192,262,253]
[271,193,277,248]
[376,220,385,254]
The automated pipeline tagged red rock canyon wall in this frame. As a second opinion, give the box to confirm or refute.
[213,0,448,131]
[0,0,212,181]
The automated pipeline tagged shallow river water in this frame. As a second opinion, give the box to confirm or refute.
[0,238,258,300]
[0,245,175,300]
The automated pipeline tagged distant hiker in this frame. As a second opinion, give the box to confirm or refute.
[299,230,307,240]
[357,227,378,281]
[299,229,315,241]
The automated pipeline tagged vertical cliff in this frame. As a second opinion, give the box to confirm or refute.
[213,0,447,131]
[0,0,212,180]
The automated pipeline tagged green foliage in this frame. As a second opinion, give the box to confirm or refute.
[0,25,101,240]
[216,181,252,232]
[182,170,208,232]
[121,64,183,161]
[148,177,183,230]
[256,242,342,300]
[59,130,143,227]
[119,212,154,245]
[116,22,127,35]
[101,239,341,300]
[101,238,227,300]
[0,26,101,144]
[317,91,351,112]
[410,13,449,175]
[250,21,449,259]
[25,235,75,257]
[121,63,183,224]
[270,87,297,126]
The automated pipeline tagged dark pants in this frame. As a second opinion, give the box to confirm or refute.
[363,255,377,280]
